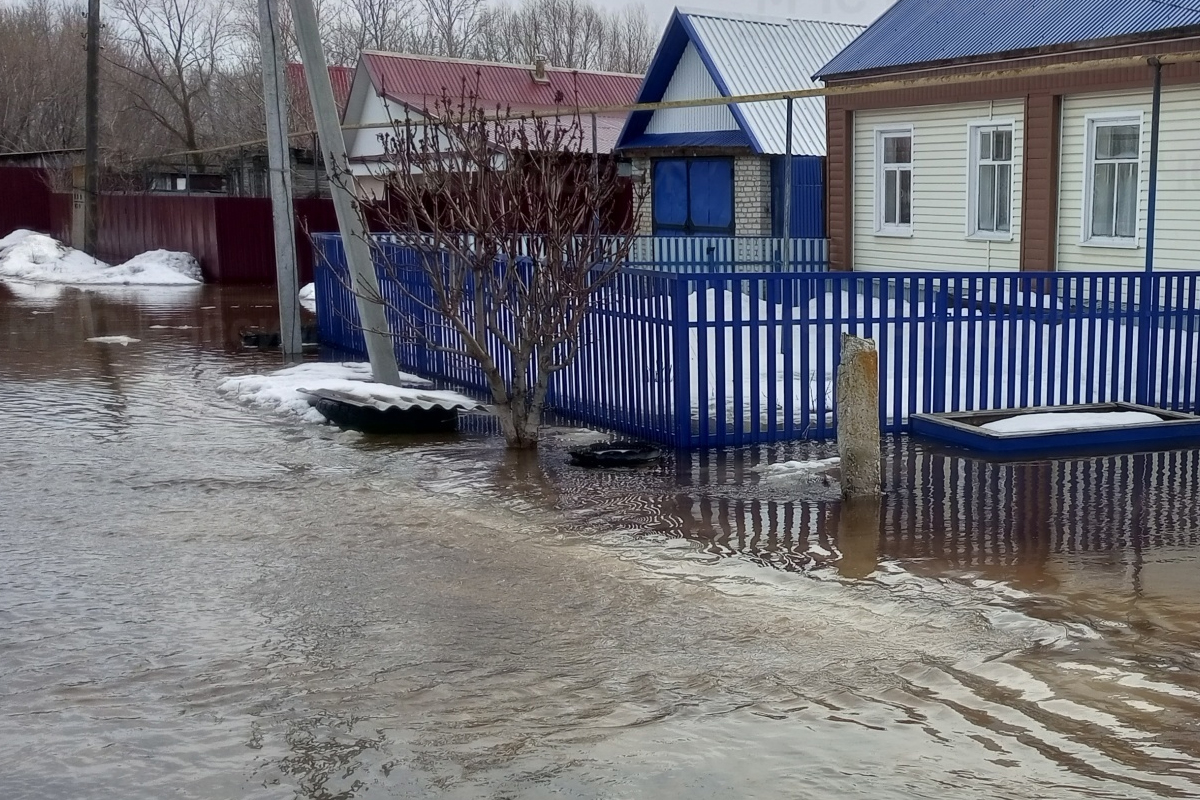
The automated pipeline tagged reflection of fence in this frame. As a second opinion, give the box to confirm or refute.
[313,233,1200,448]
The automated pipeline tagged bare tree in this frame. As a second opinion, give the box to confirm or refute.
[365,82,643,448]
[0,0,88,152]
[419,0,484,59]
[105,0,237,164]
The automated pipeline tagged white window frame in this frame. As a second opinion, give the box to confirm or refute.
[1081,111,1144,249]
[966,120,1016,242]
[874,126,914,237]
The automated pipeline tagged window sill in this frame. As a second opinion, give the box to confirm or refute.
[1080,237,1139,250]
[966,232,1014,243]
[874,229,914,238]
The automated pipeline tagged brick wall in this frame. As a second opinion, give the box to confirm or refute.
[630,156,653,235]
[733,156,772,235]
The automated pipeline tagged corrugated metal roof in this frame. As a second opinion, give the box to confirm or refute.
[286,64,354,122]
[687,11,863,155]
[618,10,863,156]
[816,0,1200,78]
[360,51,641,114]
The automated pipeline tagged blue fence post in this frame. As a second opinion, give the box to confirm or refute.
[931,276,948,414]
[670,274,692,448]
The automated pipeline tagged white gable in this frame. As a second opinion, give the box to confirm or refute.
[644,41,739,136]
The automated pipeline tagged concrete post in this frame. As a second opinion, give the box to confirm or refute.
[258,0,302,361]
[290,0,402,386]
[836,333,880,499]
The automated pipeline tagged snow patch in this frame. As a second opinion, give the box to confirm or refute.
[980,411,1164,434]
[217,361,485,424]
[148,325,198,330]
[0,232,201,285]
[299,282,316,313]
[753,456,841,479]
[87,335,140,346]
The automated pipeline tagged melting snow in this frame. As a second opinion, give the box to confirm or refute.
[0,230,201,285]
[753,456,841,479]
[87,335,140,346]
[980,411,1164,434]
[217,361,486,424]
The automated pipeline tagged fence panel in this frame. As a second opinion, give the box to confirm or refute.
[312,233,1200,448]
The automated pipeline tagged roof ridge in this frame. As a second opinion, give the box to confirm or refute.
[675,6,867,29]
[359,49,643,78]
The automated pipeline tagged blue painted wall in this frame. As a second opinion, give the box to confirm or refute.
[772,156,826,239]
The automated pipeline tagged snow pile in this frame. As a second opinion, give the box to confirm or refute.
[217,361,487,424]
[0,231,201,286]
[299,282,317,313]
[980,410,1163,434]
[753,456,841,480]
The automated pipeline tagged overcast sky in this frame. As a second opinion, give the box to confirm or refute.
[608,0,897,32]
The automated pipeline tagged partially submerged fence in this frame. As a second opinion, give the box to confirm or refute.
[313,233,1200,448]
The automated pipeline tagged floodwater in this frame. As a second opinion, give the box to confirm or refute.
[2,282,1200,800]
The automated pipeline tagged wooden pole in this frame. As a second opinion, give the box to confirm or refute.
[836,333,880,499]
[82,0,100,255]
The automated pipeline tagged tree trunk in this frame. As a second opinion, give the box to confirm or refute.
[495,395,542,449]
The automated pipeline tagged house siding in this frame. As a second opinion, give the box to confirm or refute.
[644,42,740,136]
[852,100,1025,272]
[1057,85,1200,272]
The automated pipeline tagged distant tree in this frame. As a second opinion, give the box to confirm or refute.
[105,0,237,165]
[364,82,644,448]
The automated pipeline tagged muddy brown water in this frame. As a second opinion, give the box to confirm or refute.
[2,283,1199,799]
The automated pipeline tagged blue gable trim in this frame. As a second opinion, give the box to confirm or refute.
[619,130,753,150]
[616,9,761,154]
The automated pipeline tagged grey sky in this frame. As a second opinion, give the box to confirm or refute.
[600,0,897,31]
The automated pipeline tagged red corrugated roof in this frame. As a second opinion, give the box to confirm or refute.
[286,63,355,122]
[359,51,641,114]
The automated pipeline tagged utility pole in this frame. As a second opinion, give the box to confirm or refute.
[289,0,402,385]
[258,0,302,360]
[83,0,100,256]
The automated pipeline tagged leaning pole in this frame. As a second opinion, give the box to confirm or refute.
[289,0,402,386]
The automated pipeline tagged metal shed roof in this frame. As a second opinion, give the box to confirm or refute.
[619,9,864,156]
[816,0,1200,79]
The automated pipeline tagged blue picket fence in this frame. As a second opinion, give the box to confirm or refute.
[626,235,828,273]
[312,233,1200,448]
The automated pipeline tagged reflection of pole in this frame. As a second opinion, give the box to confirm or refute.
[258,0,302,360]
[83,0,100,255]
[289,0,401,385]
[836,497,880,579]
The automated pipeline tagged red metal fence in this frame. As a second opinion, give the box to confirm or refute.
[0,168,53,237]
[43,193,339,284]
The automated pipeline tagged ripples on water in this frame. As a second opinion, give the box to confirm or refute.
[2,285,1200,799]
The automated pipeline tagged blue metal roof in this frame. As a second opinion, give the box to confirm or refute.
[816,0,1200,78]
[619,130,753,149]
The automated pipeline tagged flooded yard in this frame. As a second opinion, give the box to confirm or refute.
[2,283,1199,799]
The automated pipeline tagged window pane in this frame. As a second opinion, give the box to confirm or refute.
[1096,124,1139,159]
[979,130,992,162]
[884,135,911,165]
[994,129,1012,162]
[1091,163,1116,238]
[884,169,898,224]
[688,159,733,230]
[652,159,688,227]
[899,169,912,225]
[1115,161,1138,238]
[978,164,996,231]
[996,164,1011,231]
